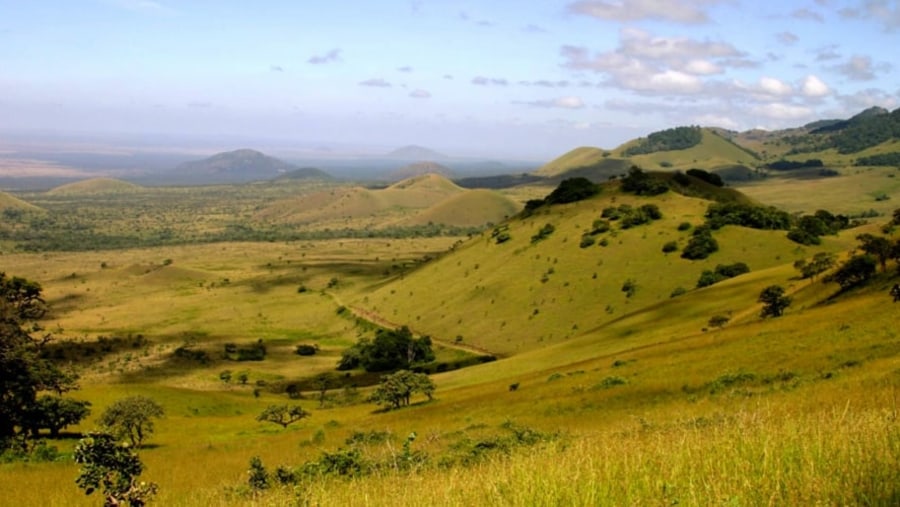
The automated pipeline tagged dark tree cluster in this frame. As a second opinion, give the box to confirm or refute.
[623,126,702,155]
[620,166,669,196]
[522,177,601,217]
[704,202,792,230]
[681,226,719,260]
[787,210,850,245]
[830,108,900,154]
[685,168,724,187]
[855,152,900,166]
[696,262,751,288]
[338,326,434,373]
[600,203,663,229]
[765,159,824,171]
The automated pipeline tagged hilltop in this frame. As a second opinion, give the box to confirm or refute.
[46,177,143,195]
[388,161,453,181]
[172,149,300,184]
[0,190,42,212]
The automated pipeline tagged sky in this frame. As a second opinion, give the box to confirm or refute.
[0,0,898,160]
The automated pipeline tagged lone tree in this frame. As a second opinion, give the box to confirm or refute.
[25,395,91,438]
[99,396,164,448]
[856,233,893,272]
[828,254,877,290]
[368,370,435,410]
[74,432,158,507]
[758,285,791,318]
[1,272,79,451]
[256,404,311,428]
[312,373,336,408]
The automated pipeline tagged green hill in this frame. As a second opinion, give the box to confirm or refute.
[616,129,760,170]
[45,177,143,195]
[347,180,854,356]
[0,190,42,211]
[401,189,521,227]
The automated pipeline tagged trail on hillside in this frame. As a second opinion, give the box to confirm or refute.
[323,291,497,358]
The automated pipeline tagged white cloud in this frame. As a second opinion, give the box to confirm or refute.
[568,0,723,24]
[801,75,830,97]
[837,88,899,111]
[752,103,813,120]
[409,89,431,98]
[683,59,721,75]
[776,32,799,45]
[692,113,740,130]
[791,8,824,22]
[759,77,793,96]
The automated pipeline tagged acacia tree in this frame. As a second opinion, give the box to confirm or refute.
[256,405,310,428]
[369,370,435,410]
[26,395,91,438]
[758,285,791,318]
[100,396,164,448]
[1,273,78,450]
[74,432,158,506]
[857,233,893,272]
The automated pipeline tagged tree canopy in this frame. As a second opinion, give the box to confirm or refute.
[368,370,435,410]
[338,326,434,372]
[1,272,79,450]
[99,396,164,448]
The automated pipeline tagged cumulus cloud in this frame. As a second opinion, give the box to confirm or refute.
[815,45,841,61]
[758,77,793,96]
[397,66,413,73]
[516,96,586,109]
[520,80,571,87]
[837,88,899,111]
[409,89,431,98]
[359,78,391,87]
[471,76,509,86]
[560,29,741,95]
[801,75,830,97]
[307,48,342,65]
[568,0,723,24]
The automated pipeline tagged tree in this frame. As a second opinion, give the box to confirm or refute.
[74,432,158,507]
[368,370,435,410]
[99,396,164,448]
[857,233,893,272]
[828,254,877,290]
[337,326,434,373]
[544,177,600,204]
[312,373,336,408]
[758,285,791,318]
[681,226,719,260]
[25,395,91,438]
[256,404,310,428]
[795,252,836,280]
[1,273,78,450]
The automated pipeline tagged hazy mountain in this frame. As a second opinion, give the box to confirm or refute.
[388,161,453,181]
[272,167,334,181]
[384,145,449,160]
[173,149,298,183]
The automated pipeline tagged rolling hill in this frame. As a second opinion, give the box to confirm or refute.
[45,177,143,195]
[0,190,42,211]
[400,189,520,227]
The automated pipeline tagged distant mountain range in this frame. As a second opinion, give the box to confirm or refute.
[383,145,449,160]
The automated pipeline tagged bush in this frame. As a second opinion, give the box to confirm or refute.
[295,344,317,356]
[662,241,678,253]
[531,224,556,243]
[579,235,596,248]
[681,226,718,260]
[620,166,669,196]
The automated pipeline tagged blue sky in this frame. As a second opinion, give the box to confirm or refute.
[0,0,897,159]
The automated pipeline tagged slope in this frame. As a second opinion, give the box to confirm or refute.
[616,128,760,170]
[347,181,857,357]
[400,189,521,227]
[0,190,42,212]
[46,177,143,195]
[173,149,298,183]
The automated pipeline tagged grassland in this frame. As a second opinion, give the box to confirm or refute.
[0,172,898,506]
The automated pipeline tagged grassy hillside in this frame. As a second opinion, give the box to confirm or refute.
[401,189,520,227]
[347,182,856,357]
[0,190,42,211]
[46,177,143,195]
[617,129,759,170]
[0,174,898,505]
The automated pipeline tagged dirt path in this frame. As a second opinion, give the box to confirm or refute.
[324,291,497,357]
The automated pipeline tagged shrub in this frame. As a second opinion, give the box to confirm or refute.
[544,177,600,204]
[681,226,718,260]
[579,235,596,248]
[662,241,678,253]
[530,224,556,243]
[295,344,317,356]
